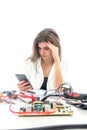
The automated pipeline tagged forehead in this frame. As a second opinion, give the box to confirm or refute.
[38,42,48,48]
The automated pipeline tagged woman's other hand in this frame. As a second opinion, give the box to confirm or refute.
[47,42,59,62]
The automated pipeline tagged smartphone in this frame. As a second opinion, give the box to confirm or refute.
[15,74,29,82]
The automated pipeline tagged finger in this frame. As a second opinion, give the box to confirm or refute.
[46,42,55,50]
[17,80,26,86]
[47,41,51,44]
[20,85,33,91]
[23,81,30,86]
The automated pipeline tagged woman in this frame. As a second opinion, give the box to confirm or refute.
[17,28,64,91]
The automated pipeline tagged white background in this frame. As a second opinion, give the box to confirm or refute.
[0,0,87,92]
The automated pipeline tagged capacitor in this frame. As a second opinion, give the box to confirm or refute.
[26,103,32,112]
[20,107,26,112]
[44,104,50,111]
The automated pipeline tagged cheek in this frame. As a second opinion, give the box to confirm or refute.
[49,50,52,55]
[47,50,52,56]
[38,50,41,55]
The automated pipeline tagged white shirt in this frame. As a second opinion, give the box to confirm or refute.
[23,58,55,90]
[23,58,68,90]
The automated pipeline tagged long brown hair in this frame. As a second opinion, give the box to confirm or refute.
[28,28,62,61]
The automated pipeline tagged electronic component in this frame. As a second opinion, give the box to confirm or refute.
[10,99,73,116]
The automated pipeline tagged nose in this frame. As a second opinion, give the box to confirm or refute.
[40,49,45,55]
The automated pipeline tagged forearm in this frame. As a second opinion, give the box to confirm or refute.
[54,58,64,89]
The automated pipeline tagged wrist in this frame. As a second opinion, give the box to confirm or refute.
[54,56,60,64]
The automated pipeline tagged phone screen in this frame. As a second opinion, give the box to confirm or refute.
[15,74,29,82]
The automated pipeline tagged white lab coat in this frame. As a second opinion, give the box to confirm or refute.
[23,58,55,90]
[23,58,68,90]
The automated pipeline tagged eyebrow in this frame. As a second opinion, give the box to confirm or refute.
[38,46,49,49]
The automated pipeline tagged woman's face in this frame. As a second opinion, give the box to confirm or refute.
[38,42,52,61]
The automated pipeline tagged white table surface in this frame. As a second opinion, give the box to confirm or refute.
[0,99,87,130]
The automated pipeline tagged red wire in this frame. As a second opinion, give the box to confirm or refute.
[17,92,35,101]
[2,93,57,115]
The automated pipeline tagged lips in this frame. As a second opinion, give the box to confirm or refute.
[41,55,47,58]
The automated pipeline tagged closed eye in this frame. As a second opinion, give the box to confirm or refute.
[44,46,50,50]
[38,46,50,50]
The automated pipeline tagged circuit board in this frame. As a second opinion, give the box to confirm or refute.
[13,101,73,117]
[0,90,73,116]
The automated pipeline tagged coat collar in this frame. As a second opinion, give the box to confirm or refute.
[36,58,55,79]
